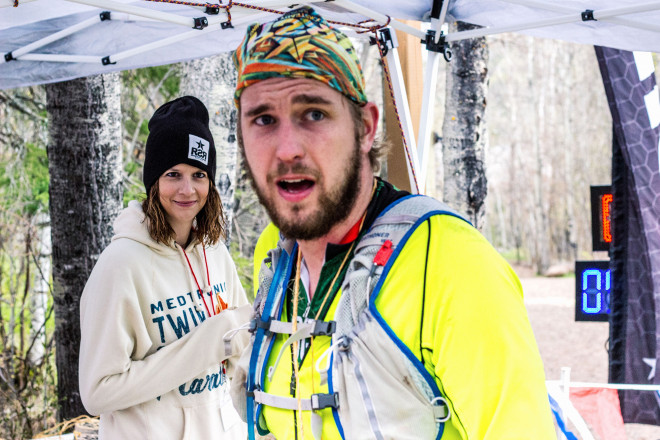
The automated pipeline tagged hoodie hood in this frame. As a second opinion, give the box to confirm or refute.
[112,200,197,255]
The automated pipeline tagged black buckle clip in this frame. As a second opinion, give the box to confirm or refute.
[311,392,339,410]
[424,29,452,62]
[193,16,209,29]
[311,320,336,336]
[581,9,596,21]
[369,27,395,57]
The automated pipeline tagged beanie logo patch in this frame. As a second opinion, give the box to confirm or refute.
[188,134,210,165]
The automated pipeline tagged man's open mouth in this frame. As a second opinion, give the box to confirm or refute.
[277,179,315,193]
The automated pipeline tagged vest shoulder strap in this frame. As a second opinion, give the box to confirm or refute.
[335,195,467,338]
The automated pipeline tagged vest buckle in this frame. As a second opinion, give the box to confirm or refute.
[311,320,336,336]
[311,392,340,410]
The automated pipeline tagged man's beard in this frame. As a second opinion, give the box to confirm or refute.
[249,142,363,241]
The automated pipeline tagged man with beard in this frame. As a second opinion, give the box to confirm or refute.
[231,7,555,440]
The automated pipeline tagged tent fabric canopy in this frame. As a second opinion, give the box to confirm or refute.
[1,0,660,91]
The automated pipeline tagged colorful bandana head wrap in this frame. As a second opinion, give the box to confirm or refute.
[233,6,367,106]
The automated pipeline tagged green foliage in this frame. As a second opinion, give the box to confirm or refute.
[122,65,180,102]
[0,143,49,217]
[230,241,256,303]
[0,213,56,439]
[0,88,55,439]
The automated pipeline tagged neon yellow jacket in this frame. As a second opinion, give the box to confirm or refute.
[252,222,280,298]
[253,212,555,439]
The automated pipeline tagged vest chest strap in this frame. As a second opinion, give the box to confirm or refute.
[250,318,336,337]
[260,318,337,382]
[253,390,339,411]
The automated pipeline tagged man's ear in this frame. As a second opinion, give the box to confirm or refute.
[360,102,379,153]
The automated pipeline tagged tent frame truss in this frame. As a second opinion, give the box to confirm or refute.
[5,0,660,193]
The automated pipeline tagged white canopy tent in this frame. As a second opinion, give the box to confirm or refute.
[1,0,660,192]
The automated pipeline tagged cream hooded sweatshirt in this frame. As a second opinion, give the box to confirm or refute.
[79,201,251,439]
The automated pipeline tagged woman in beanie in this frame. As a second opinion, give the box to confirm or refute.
[79,96,250,439]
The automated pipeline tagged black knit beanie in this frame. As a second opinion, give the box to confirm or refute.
[143,96,216,194]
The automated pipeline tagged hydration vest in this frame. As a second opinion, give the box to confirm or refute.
[246,195,468,439]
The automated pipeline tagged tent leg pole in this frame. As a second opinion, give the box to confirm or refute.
[381,29,420,194]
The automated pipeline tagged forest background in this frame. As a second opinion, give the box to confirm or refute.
[0,30,658,438]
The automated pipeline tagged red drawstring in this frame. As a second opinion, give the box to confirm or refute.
[183,245,228,377]
[182,246,213,317]
[202,247,228,314]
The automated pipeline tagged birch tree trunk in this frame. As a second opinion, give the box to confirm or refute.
[179,54,238,244]
[28,213,51,366]
[441,21,489,229]
[528,40,550,274]
[561,48,578,261]
[45,74,122,420]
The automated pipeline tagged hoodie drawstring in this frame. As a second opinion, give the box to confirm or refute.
[181,246,212,317]
[180,244,229,381]
[203,247,228,312]
[181,245,228,317]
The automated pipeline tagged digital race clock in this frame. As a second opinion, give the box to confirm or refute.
[590,185,613,252]
[575,260,611,322]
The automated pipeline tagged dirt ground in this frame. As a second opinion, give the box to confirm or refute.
[522,276,660,440]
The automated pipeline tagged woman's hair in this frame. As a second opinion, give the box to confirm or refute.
[141,180,226,246]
